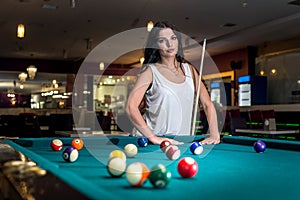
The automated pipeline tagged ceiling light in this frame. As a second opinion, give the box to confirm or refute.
[147,21,154,32]
[19,72,28,83]
[17,24,25,38]
[20,84,24,89]
[27,65,37,79]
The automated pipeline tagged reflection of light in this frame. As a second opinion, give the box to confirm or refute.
[298,80,300,84]
[260,70,264,76]
[20,84,24,89]
[108,75,113,79]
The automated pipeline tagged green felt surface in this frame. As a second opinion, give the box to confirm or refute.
[4,136,300,200]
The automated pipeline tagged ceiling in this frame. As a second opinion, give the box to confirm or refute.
[0,0,300,94]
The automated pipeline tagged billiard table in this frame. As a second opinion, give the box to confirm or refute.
[0,135,300,200]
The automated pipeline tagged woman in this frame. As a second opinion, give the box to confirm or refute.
[126,21,220,145]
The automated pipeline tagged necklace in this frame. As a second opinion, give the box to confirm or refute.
[167,61,181,76]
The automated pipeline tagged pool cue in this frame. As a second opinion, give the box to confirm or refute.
[191,38,206,136]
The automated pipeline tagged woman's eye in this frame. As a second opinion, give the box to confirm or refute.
[158,39,165,43]
[171,35,177,40]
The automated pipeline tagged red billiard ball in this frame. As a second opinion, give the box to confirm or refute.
[165,145,181,160]
[177,157,198,178]
[190,141,203,155]
[71,138,84,150]
[253,140,266,153]
[50,139,63,151]
[126,162,150,187]
[160,140,171,152]
[62,146,79,162]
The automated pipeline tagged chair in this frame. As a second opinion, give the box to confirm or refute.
[248,110,264,129]
[48,114,74,136]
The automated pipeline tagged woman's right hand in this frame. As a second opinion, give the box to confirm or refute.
[148,135,184,145]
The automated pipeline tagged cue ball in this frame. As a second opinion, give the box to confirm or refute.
[107,157,126,177]
[177,157,198,178]
[50,139,63,151]
[62,147,79,162]
[124,144,138,158]
[190,141,203,155]
[160,140,171,152]
[165,145,181,160]
[149,164,172,188]
[71,138,84,150]
[126,162,150,187]
[137,137,148,147]
[109,150,127,162]
[253,140,266,153]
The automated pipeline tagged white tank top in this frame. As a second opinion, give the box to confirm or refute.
[134,63,195,136]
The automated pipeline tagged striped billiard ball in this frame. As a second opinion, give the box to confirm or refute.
[62,147,78,162]
[149,164,172,188]
[190,141,203,155]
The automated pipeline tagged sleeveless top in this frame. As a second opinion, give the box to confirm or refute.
[133,63,195,136]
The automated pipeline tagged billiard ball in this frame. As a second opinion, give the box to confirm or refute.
[126,162,150,187]
[124,144,138,158]
[160,140,171,152]
[149,164,172,188]
[137,137,148,147]
[253,140,266,153]
[177,157,198,178]
[109,150,126,162]
[190,141,203,155]
[71,138,84,150]
[50,139,63,151]
[62,147,79,162]
[107,157,126,177]
[165,145,181,160]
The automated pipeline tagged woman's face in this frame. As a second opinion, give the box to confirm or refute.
[156,28,178,58]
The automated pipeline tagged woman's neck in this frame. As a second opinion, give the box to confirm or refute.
[159,57,178,69]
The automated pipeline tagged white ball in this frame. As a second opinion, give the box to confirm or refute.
[124,144,138,158]
[107,157,126,177]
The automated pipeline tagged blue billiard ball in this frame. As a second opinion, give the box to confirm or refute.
[62,146,79,162]
[190,141,203,155]
[137,137,148,147]
[253,140,266,153]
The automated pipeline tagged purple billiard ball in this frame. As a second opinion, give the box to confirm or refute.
[137,137,148,147]
[253,140,266,153]
[190,141,203,155]
[62,146,79,162]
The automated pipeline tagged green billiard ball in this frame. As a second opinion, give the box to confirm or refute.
[149,164,172,188]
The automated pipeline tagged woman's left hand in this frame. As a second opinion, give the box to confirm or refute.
[200,135,220,145]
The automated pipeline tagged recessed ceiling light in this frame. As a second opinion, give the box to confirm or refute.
[288,0,300,6]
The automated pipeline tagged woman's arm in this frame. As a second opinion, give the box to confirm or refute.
[190,66,220,144]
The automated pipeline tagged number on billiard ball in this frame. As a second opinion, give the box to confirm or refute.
[190,141,203,155]
[177,157,198,178]
[160,140,171,152]
[137,137,148,147]
[126,162,150,187]
[107,157,126,177]
[253,140,266,153]
[50,139,63,151]
[71,138,84,150]
[149,164,172,188]
[62,147,79,162]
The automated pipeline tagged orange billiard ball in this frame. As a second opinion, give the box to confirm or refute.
[71,138,84,150]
